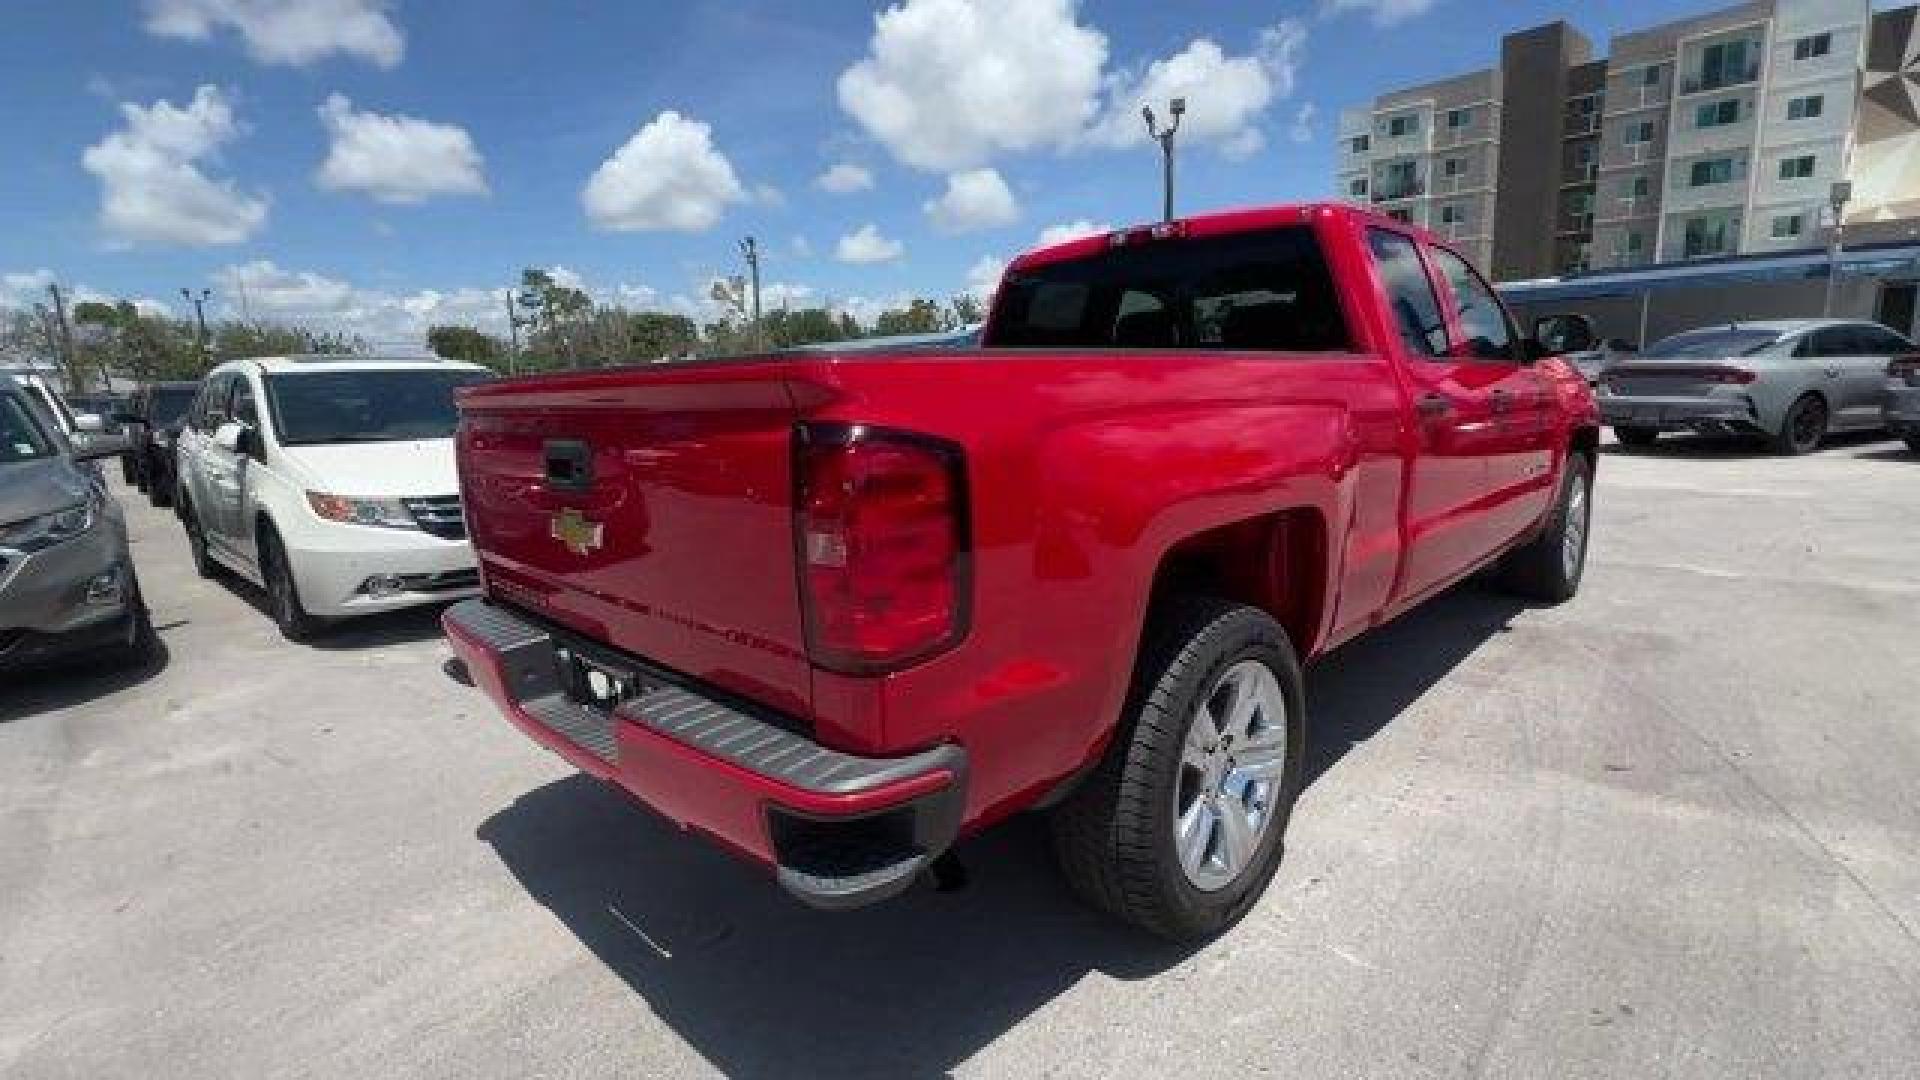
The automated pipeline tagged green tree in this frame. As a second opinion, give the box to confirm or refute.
[949,293,984,326]
[872,297,951,337]
[213,321,362,359]
[519,268,592,364]
[427,324,508,369]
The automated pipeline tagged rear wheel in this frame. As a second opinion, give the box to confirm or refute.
[259,525,323,642]
[1613,426,1659,449]
[1050,597,1305,941]
[1500,452,1593,603]
[1905,435,1920,456]
[1774,394,1828,456]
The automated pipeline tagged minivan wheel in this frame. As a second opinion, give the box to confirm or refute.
[1774,394,1828,456]
[1049,596,1305,941]
[1905,434,1920,456]
[259,526,322,642]
[182,498,218,580]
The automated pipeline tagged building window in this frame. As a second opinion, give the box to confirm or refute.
[1350,134,1370,154]
[1443,156,1463,178]
[1787,94,1824,120]
[1771,214,1804,238]
[1446,107,1472,129]
[1387,115,1418,137]
[1642,65,1662,87]
[1694,39,1754,93]
[1386,207,1412,223]
[1440,204,1465,225]
[1689,157,1737,186]
[1695,98,1741,128]
[1779,154,1817,180]
[1683,214,1738,257]
[1574,142,1595,167]
[1793,32,1832,61]
[1625,232,1645,254]
[1624,119,1656,145]
[1349,177,1368,199]
[1619,175,1651,200]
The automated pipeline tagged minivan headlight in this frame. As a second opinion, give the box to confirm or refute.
[306,491,418,530]
[0,494,99,552]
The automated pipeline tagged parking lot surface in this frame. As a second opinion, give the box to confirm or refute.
[4,436,1919,1079]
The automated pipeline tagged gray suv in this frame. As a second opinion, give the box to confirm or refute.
[0,375,155,671]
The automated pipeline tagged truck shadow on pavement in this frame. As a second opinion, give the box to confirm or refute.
[478,582,1529,1078]
[1600,430,1890,460]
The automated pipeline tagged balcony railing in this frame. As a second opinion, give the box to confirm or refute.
[1372,180,1424,203]
[1563,111,1602,136]
[1558,212,1595,235]
[1562,162,1597,187]
[1681,63,1759,96]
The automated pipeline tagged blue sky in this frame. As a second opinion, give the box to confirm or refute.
[0,0,1778,345]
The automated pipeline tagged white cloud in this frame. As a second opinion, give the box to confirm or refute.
[753,183,786,207]
[1036,219,1109,246]
[789,234,813,258]
[836,223,904,264]
[314,94,486,204]
[1,269,57,308]
[211,259,517,349]
[81,85,268,248]
[815,162,874,193]
[583,110,746,232]
[1086,20,1306,161]
[1320,0,1437,27]
[923,168,1019,233]
[837,0,1107,172]
[143,0,404,68]
[1289,102,1316,144]
[964,254,1006,301]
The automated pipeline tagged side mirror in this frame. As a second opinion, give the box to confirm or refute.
[74,412,105,434]
[1531,312,1595,357]
[72,433,130,462]
[213,421,254,456]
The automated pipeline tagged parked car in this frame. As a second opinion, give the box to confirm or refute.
[0,366,85,438]
[1885,353,1920,454]
[115,380,200,504]
[0,374,155,672]
[1599,319,1916,454]
[172,356,491,641]
[443,202,1601,940]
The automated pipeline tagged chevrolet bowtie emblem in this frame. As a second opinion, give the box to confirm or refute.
[550,507,604,556]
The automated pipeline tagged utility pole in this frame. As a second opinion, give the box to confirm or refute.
[1142,97,1186,223]
[46,283,81,393]
[503,289,522,375]
[180,287,212,367]
[1822,180,1853,318]
[739,236,762,347]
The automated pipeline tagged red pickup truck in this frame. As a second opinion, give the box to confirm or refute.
[444,202,1600,940]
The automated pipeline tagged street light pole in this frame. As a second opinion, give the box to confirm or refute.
[1142,97,1186,223]
[1822,180,1853,318]
[739,236,762,347]
[503,289,521,375]
[179,287,211,366]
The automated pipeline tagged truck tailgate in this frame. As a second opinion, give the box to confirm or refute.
[455,365,814,721]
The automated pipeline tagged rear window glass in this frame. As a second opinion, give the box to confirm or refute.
[1645,328,1780,357]
[987,226,1348,352]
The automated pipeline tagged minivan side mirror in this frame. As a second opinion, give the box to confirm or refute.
[213,420,259,459]
[1530,312,1595,358]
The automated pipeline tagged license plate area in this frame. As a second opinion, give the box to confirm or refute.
[553,644,654,713]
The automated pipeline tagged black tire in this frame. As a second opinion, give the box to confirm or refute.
[181,496,219,580]
[119,456,135,484]
[1499,452,1594,603]
[1049,597,1306,941]
[106,574,159,668]
[1773,394,1828,456]
[259,525,323,642]
[1905,435,1920,456]
[1613,426,1659,449]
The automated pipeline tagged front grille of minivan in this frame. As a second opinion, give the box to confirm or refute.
[403,495,467,540]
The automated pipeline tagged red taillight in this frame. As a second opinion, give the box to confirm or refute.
[1889,354,1920,385]
[795,425,969,674]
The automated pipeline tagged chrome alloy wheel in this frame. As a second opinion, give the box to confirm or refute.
[1561,468,1590,581]
[1174,659,1288,892]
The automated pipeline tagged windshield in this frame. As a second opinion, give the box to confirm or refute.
[0,393,55,462]
[150,386,196,424]
[264,368,492,446]
[1644,328,1780,358]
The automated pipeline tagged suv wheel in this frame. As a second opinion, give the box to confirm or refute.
[259,525,322,642]
[182,497,219,580]
[1904,434,1920,456]
[1050,596,1305,941]
[1499,452,1593,603]
[1774,394,1827,456]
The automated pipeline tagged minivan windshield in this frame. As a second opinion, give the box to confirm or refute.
[0,392,56,462]
[264,368,492,446]
[1644,328,1781,358]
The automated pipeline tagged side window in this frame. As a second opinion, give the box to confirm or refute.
[230,375,260,430]
[1431,247,1517,362]
[1797,327,1855,357]
[197,374,233,432]
[1368,228,1448,357]
[1855,325,1913,355]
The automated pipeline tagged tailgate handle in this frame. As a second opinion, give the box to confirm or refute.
[543,439,593,492]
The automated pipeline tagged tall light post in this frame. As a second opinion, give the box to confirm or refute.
[738,236,762,347]
[180,287,211,365]
[1142,97,1186,223]
[1822,180,1853,317]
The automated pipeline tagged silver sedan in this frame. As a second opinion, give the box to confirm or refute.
[1597,319,1916,455]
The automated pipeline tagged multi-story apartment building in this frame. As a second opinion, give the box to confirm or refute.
[1337,0,1920,281]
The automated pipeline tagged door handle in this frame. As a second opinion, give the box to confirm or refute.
[1416,393,1452,418]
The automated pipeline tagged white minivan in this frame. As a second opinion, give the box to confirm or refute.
[173,355,492,640]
